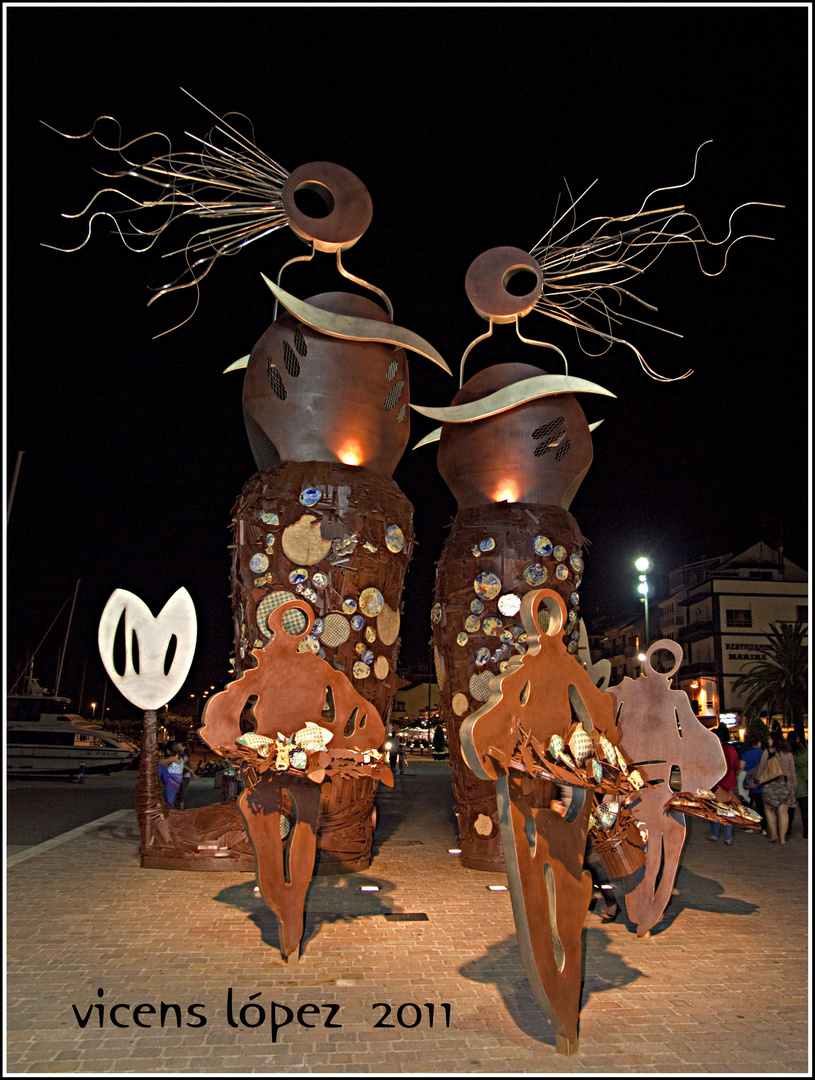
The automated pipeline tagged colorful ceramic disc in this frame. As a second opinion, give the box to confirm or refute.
[312,571,328,589]
[289,568,308,585]
[555,564,569,580]
[471,544,482,558]
[533,536,553,557]
[264,534,276,553]
[256,591,307,637]
[570,553,584,573]
[474,571,502,600]
[479,537,496,552]
[249,553,269,574]
[553,545,567,561]
[470,598,485,614]
[523,563,547,587]
[259,511,279,526]
[497,593,521,616]
[351,614,365,631]
[499,628,514,643]
[567,639,578,653]
[299,487,321,507]
[365,626,377,643]
[359,587,385,617]
[341,598,358,615]
[319,613,350,647]
[474,647,491,667]
[456,632,469,646]
[464,615,481,633]
[430,603,442,624]
[482,616,503,636]
[352,661,371,679]
[569,592,580,606]
[360,649,375,665]
[385,525,405,553]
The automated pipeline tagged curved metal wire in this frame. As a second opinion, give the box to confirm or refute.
[42,90,291,336]
[528,143,782,381]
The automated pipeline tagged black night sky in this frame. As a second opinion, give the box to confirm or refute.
[5,4,810,718]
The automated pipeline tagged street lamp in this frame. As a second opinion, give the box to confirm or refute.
[90,702,97,720]
[634,556,651,648]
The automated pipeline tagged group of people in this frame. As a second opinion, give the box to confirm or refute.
[709,722,808,846]
[157,742,193,809]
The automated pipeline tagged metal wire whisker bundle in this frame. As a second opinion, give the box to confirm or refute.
[528,143,782,381]
[43,90,291,336]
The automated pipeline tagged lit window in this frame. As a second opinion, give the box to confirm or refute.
[726,609,752,628]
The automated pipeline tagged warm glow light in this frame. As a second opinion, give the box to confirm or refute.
[337,442,363,466]
[492,481,518,503]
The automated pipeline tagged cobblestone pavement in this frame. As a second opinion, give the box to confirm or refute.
[6,761,811,1075]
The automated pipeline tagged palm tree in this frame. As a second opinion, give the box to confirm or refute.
[732,621,808,741]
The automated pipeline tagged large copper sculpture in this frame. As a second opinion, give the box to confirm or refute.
[199,597,391,959]
[414,247,613,868]
[51,96,448,873]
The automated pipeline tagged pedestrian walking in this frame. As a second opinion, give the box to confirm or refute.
[758,733,797,845]
[708,724,740,845]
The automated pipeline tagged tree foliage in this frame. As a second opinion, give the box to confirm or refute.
[732,621,808,739]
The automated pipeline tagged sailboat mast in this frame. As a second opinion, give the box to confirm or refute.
[54,579,80,699]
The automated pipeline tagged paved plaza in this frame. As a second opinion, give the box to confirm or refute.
[5,760,811,1075]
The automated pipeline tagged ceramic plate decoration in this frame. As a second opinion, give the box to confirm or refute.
[615,746,629,774]
[499,628,514,644]
[365,626,377,643]
[319,612,351,647]
[341,597,358,615]
[377,604,401,646]
[259,511,279,526]
[523,563,547,587]
[569,553,584,573]
[295,722,334,750]
[568,726,593,762]
[385,524,405,553]
[299,487,321,507]
[312,618,324,635]
[470,598,485,615]
[567,639,578,653]
[352,661,371,679]
[312,571,328,589]
[596,806,617,829]
[470,545,481,558]
[249,552,269,574]
[265,534,276,554]
[282,514,333,564]
[464,615,481,633]
[289,567,308,585]
[452,692,470,715]
[474,646,491,667]
[499,660,511,673]
[359,587,385,617]
[355,641,367,656]
[431,603,442,623]
[479,537,496,552]
[297,635,321,654]
[599,735,617,765]
[533,536,553,557]
[549,734,566,760]
[332,534,358,557]
[256,591,307,636]
[237,732,275,753]
[351,614,365,631]
[469,670,493,702]
[360,649,375,665]
[374,655,389,680]
[569,592,580,607]
[474,571,501,600]
[482,616,503,636]
[497,593,521,616]
[553,544,567,562]
[628,769,645,789]
[591,758,604,783]
[456,631,469,646]
[555,564,569,581]
[254,573,274,588]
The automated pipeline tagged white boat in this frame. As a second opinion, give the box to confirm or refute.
[6,691,139,776]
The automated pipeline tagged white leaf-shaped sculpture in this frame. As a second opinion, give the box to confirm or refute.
[98,588,197,710]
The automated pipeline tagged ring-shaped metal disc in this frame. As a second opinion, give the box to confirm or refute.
[464,246,542,323]
[283,162,373,252]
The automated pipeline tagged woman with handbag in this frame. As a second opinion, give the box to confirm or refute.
[758,734,798,844]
